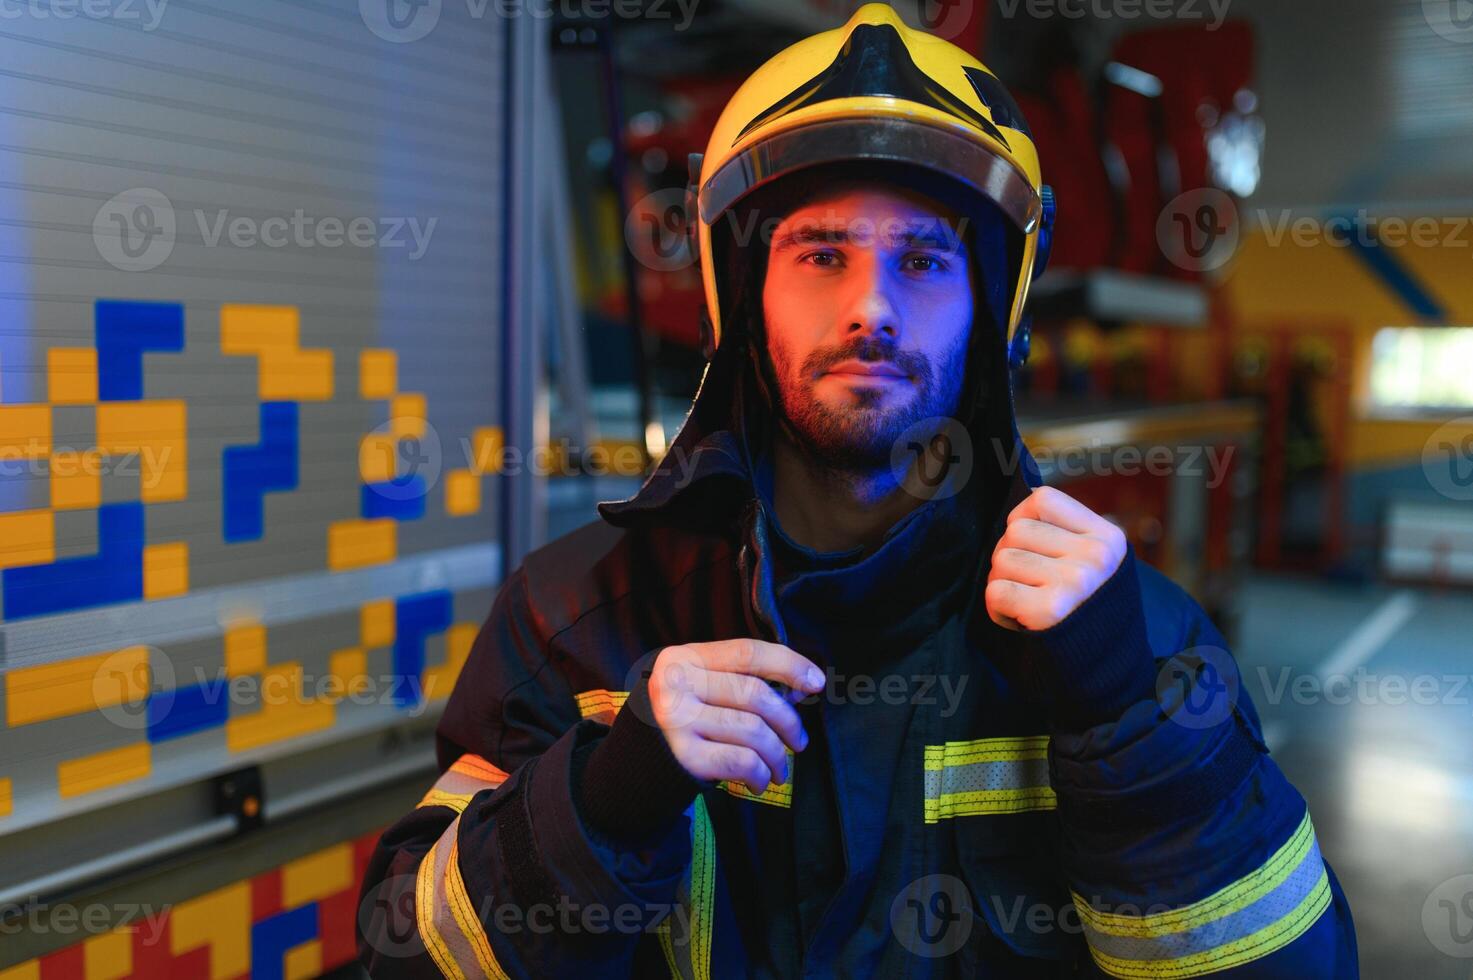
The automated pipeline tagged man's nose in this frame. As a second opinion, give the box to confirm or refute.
[840,259,901,342]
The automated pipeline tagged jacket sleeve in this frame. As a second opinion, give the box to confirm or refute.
[996,546,1359,978]
[355,564,703,979]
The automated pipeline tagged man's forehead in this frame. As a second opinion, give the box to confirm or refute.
[770,209,970,252]
[782,183,962,223]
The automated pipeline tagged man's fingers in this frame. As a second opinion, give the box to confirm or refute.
[702,671,808,752]
[700,638,825,694]
[985,577,1028,629]
[1007,486,1099,535]
[985,577,1070,631]
[988,546,1054,588]
[692,706,790,784]
[681,741,774,795]
[998,518,1075,559]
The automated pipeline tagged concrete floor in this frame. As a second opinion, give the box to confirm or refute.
[1235,573,1473,977]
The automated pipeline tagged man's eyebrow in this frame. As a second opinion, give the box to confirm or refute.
[771,225,850,251]
[770,221,968,253]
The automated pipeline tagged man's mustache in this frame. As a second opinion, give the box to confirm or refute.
[805,339,930,380]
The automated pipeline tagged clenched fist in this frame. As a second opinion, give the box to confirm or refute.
[649,638,825,796]
[985,485,1128,632]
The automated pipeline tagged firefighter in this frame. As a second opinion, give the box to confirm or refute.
[357,5,1358,976]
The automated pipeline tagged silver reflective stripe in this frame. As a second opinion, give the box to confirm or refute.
[416,814,512,980]
[1073,810,1333,979]
[922,735,1056,823]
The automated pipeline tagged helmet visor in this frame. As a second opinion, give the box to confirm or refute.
[699,116,1042,234]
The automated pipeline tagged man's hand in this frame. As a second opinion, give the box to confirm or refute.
[985,485,1128,632]
[649,638,825,796]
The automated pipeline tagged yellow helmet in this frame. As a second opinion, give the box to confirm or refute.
[686,2,1054,363]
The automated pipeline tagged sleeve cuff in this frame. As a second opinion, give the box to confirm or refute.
[572,665,705,849]
[1003,544,1158,731]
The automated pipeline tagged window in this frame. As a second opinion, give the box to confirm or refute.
[1370,327,1473,412]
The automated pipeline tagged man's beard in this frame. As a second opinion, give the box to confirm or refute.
[767,329,973,471]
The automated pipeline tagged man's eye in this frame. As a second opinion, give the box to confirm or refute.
[800,249,841,268]
[905,253,948,273]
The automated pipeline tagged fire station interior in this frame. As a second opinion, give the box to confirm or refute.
[0,0,1469,977]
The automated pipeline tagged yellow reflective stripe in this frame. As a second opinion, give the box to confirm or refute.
[417,753,511,812]
[655,917,682,979]
[1084,876,1330,979]
[719,778,793,807]
[415,820,466,980]
[925,786,1058,821]
[718,748,794,807]
[653,795,717,980]
[1076,811,1317,935]
[924,735,1050,768]
[923,735,1055,822]
[445,835,511,980]
[576,688,629,723]
[690,794,715,980]
[418,789,474,814]
[582,689,793,807]
[448,753,511,784]
[415,814,513,980]
[1073,811,1333,979]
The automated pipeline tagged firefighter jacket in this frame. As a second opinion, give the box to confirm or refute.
[357,334,1359,978]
